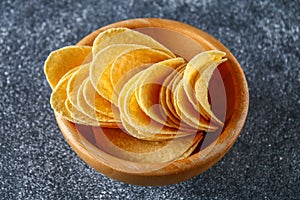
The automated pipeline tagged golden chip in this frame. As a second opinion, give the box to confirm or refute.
[160,64,187,128]
[50,66,98,126]
[118,71,195,140]
[193,59,227,125]
[120,115,193,141]
[110,48,172,98]
[174,81,218,132]
[65,98,98,125]
[77,78,120,125]
[90,44,151,104]
[134,58,185,127]
[92,27,175,57]
[93,127,202,163]
[183,50,227,125]
[83,79,119,119]
[44,46,92,89]
[66,63,90,110]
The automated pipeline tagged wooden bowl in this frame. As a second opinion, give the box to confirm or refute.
[55,18,249,186]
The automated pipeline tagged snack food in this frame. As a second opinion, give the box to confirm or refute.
[44,27,227,163]
[93,127,202,163]
[82,79,119,119]
[183,51,227,125]
[44,46,92,89]
[134,58,185,127]
[92,27,175,57]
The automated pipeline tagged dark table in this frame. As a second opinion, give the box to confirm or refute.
[1,0,299,199]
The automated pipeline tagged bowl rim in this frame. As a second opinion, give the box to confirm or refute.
[55,18,249,182]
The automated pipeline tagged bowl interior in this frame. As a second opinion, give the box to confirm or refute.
[55,19,249,185]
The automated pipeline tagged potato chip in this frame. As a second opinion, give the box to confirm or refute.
[77,78,120,125]
[110,48,172,97]
[118,71,195,139]
[66,63,90,110]
[165,68,202,132]
[92,27,175,57]
[65,62,120,128]
[161,65,200,132]
[65,99,80,121]
[83,79,119,119]
[65,98,98,126]
[167,65,186,122]
[173,81,218,132]
[134,58,185,127]
[44,46,92,89]
[45,26,229,164]
[50,67,98,126]
[168,66,211,131]
[160,64,186,127]
[183,50,226,125]
[93,127,202,163]
[120,116,192,141]
[169,66,206,130]
[194,59,227,125]
[90,44,152,104]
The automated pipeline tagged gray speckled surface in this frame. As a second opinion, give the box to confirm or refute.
[1,0,299,199]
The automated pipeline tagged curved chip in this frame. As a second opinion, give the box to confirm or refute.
[194,59,227,125]
[92,27,175,57]
[118,71,196,140]
[44,27,228,165]
[120,116,192,141]
[167,65,185,123]
[67,63,90,110]
[44,46,92,89]
[134,58,185,128]
[83,79,119,119]
[50,67,98,126]
[65,98,98,125]
[65,99,87,124]
[93,127,202,163]
[160,64,186,127]
[183,50,226,125]
[90,44,151,104]
[76,78,120,127]
[110,48,172,99]
[173,81,218,132]
[170,66,204,129]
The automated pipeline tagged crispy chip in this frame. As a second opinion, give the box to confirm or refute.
[194,59,227,124]
[93,127,202,163]
[120,115,193,141]
[77,78,120,126]
[134,58,185,127]
[174,81,218,132]
[90,44,151,104]
[50,67,99,126]
[167,65,186,122]
[83,79,119,119]
[65,98,98,125]
[170,66,206,129]
[65,62,120,127]
[110,48,172,98]
[183,50,226,125]
[44,46,92,89]
[118,71,195,139]
[160,64,186,127]
[67,63,90,110]
[92,27,175,57]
